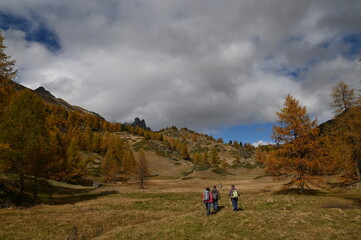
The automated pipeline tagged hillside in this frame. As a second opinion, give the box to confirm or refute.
[0,79,262,187]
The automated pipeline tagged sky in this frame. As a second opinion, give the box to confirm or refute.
[0,0,360,146]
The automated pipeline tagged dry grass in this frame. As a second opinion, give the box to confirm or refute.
[1,178,360,240]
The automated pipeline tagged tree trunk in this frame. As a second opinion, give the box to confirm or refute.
[140,177,144,189]
[354,157,361,182]
[19,173,24,193]
[299,182,304,193]
[32,175,38,202]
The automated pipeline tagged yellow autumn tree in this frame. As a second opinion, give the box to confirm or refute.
[0,90,49,194]
[209,146,219,164]
[136,150,149,189]
[65,138,86,182]
[101,136,123,182]
[264,95,328,192]
[179,142,190,160]
[120,145,136,183]
[0,31,17,115]
[324,81,361,183]
[330,81,358,115]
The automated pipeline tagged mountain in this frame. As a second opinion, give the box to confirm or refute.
[1,80,104,120]
[34,86,76,111]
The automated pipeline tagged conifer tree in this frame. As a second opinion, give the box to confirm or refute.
[326,109,361,182]
[192,153,202,164]
[330,81,358,115]
[102,147,120,183]
[209,146,219,164]
[180,143,190,160]
[328,82,361,182]
[0,90,48,193]
[101,136,123,182]
[201,151,209,164]
[65,138,85,182]
[120,146,136,183]
[0,143,15,174]
[48,129,67,180]
[0,31,17,115]
[0,31,17,83]
[264,95,328,192]
[136,150,149,189]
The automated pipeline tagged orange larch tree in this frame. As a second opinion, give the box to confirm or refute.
[327,81,361,183]
[264,95,329,192]
[136,150,149,189]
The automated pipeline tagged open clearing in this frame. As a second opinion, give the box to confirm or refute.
[1,177,360,240]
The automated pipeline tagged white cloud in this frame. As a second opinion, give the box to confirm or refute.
[252,140,274,147]
[1,0,361,133]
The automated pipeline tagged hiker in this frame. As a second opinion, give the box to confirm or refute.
[211,185,220,212]
[228,185,240,212]
[202,187,213,216]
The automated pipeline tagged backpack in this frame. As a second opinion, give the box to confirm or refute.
[203,191,210,201]
[212,190,219,201]
[232,190,239,199]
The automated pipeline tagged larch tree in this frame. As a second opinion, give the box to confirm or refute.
[0,31,17,115]
[0,90,49,193]
[328,82,361,182]
[179,142,190,160]
[136,150,149,189]
[65,138,86,182]
[264,95,328,192]
[209,146,219,164]
[330,81,358,115]
[120,146,136,183]
[101,136,123,182]
[102,149,120,183]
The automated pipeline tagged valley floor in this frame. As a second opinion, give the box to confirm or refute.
[0,178,360,240]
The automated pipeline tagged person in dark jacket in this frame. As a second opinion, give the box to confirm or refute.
[202,187,213,216]
[211,185,221,212]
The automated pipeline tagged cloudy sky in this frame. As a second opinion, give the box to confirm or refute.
[1,0,360,145]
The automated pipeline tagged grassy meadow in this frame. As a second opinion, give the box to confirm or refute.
[0,178,360,240]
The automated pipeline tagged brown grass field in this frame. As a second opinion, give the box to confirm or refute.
[1,175,360,240]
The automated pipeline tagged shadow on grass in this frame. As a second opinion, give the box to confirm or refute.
[44,190,119,205]
[211,205,225,215]
[340,192,361,207]
[273,188,324,196]
[274,187,361,208]
[1,178,119,207]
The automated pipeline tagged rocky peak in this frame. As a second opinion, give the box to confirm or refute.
[132,117,151,130]
[34,86,55,98]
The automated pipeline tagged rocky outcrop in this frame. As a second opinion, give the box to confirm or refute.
[131,117,151,130]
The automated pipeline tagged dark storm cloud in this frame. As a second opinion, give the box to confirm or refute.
[1,0,360,131]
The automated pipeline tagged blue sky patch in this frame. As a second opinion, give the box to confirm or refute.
[0,12,61,52]
[341,33,361,60]
[208,122,275,145]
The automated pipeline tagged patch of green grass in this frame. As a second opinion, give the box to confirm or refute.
[133,140,147,151]
[181,171,193,177]
[241,162,257,169]
[89,166,101,177]
[190,144,209,154]
[133,140,171,157]
[211,168,228,175]
[192,163,210,171]
[254,174,268,180]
